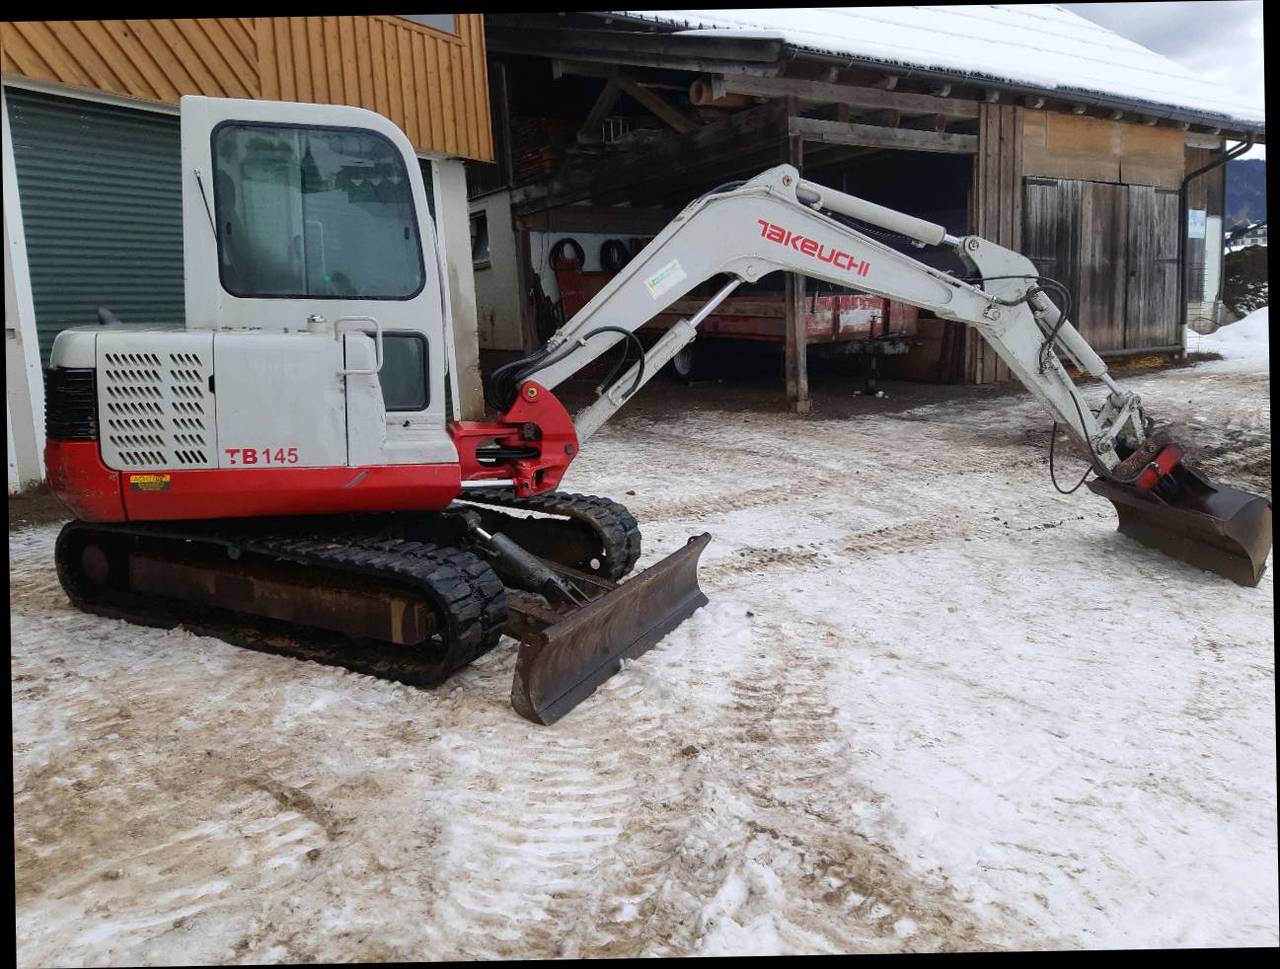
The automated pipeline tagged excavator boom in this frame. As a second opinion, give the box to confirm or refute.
[488,164,1271,586]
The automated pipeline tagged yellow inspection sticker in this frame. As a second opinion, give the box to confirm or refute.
[128,473,172,492]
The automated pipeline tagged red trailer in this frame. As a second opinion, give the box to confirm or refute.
[552,248,918,384]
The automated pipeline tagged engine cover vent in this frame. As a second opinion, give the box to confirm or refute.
[45,367,99,441]
[97,337,217,471]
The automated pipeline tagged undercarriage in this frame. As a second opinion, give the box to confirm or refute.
[53,491,710,724]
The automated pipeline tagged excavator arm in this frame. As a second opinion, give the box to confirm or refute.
[491,164,1144,466]
[485,164,1270,587]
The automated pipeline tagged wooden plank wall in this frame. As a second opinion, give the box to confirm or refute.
[0,16,492,160]
[964,103,1022,384]
[1124,186,1181,349]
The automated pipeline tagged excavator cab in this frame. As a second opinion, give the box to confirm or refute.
[180,95,459,473]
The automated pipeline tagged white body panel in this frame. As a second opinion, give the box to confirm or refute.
[343,332,387,467]
[53,325,457,472]
[95,330,217,471]
[213,332,347,468]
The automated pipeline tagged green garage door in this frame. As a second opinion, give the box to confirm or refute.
[6,87,185,363]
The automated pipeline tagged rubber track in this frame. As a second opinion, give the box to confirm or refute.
[243,533,508,673]
[460,489,642,581]
[56,522,507,686]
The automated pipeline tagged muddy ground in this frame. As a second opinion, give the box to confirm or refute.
[11,347,1275,963]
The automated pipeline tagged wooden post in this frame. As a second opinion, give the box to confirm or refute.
[784,104,812,414]
[514,219,538,353]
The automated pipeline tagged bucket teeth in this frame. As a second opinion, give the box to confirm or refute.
[1087,468,1272,587]
[510,533,711,724]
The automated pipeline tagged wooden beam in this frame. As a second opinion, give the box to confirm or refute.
[513,101,788,213]
[488,24,783,64]
[516,204,678,234]
[1184,130,1224,149]
[689,77,751,108]
[902,113,947,133]
[983,89,1001,103]
[515,223,537,352]
[1023,95,1045,109]
[615,75,698,134]
[789,116,977,154]
[876,74,899,91]
[556,61,700,133]
[720,73,980,119]
[540,49,779,76]
[931,83,952,97]
[577,79,620,143]
[783,116,811,415]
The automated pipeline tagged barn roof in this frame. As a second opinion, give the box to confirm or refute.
[601,6,1265,132]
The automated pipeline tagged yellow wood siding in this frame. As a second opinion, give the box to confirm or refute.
[1,16,492,160]
[1022,111,1183,189]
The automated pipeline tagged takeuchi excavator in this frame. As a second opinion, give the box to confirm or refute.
[44,97,1272,724]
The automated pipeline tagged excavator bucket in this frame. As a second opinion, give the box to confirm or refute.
[508,533,711,724]
[1088,462,1272,587]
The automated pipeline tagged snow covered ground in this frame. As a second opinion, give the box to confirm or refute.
[1186,305,1271,372]
[11,318,1274,962]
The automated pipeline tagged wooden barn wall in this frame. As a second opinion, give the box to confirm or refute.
[0,16,492,160]
[964,102,1023,384]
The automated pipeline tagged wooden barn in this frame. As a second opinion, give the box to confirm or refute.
[4,15,495,491]
[465,7,1265,411]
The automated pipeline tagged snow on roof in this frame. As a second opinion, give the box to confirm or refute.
[606,6,1265,128]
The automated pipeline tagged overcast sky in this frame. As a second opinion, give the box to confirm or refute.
[1061,1,1265,158]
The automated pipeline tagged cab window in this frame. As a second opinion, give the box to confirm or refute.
[376,332,430,411]
[212,123,425,300]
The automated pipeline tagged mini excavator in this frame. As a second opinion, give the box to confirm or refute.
[44,97,1272,724]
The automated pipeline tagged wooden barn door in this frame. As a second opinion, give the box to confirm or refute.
[1022,177,1179,357]
[1123,186,1181,351]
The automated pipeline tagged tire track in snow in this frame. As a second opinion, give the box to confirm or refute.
[422,673,698,959]
[678,623,1001,953]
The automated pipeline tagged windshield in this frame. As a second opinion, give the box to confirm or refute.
[211,123,425,300]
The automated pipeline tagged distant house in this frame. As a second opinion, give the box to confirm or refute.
[1226,221,1267,252]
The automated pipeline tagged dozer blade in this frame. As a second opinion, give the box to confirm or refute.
[511,533,711,724]
[1088,469,1272,587]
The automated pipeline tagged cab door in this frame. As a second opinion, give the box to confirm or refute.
[179,95,456,466]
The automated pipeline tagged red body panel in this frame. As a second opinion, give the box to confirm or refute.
[122,463,464,521]
[44,440,126,522]
[46,383,578,523]
[452,381,578,497]
[46,439,464,523]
